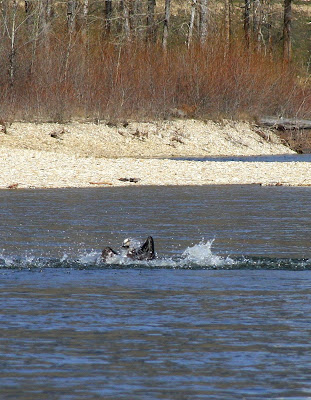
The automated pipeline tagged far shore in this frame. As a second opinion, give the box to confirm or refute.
[0,120,310,189]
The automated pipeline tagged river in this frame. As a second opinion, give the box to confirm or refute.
[0,185,310,399]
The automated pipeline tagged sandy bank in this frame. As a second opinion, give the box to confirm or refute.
[0,119,295,158]
[0,120,310,189]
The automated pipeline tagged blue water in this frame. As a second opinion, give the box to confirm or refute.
[0,186,311,399]
[174,153,311,163]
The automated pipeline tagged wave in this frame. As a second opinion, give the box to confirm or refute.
[0,241,310,271]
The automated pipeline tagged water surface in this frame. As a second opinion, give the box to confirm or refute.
[174,153,311,162]
[0,186,311,399]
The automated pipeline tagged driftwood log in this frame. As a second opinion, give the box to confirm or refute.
[257,117,311,153]
[258,117,311,130]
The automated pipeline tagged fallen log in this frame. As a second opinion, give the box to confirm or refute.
[89,181,113,185]
[258,117,311,130]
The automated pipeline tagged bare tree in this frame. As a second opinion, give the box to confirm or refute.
[199,0,208,45]
[9,0,18,87]
[67,0,77,33]
[283,0,292,62]
[0,0,8,37]
[133,0,143,38]
[24,0,35,32]
[253,0,263,50]
[65,0,78,80]
[224,0,232,48]
[188,0,197,48]
[162,0,171,50]
[25,0,39,75]
[81,0,89,41]
[146,0,156,42]
[82,0,88,18]
[42,0,54,35]
[123,0,131,41]
[104,0,113,36]
[244,0,251,48]
[25,0,54,37]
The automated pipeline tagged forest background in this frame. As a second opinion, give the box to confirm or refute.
[0,0,310,122]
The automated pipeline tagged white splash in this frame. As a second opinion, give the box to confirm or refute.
[99,239,233,268]
[0,253,15,267]
[60,253,69,262]
[180,239,233,267]
[0,251,37,268]
[77,250,102,265]
[0,240,233,269]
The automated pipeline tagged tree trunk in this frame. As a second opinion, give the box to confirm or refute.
[253,0,262,51]
[199,0,208,45]
[65,0,77,80]
[266,0,273,55]
[162,0,171,50]
[67,0,76,33]
[81,0,89,43]
[82,0,88,19]
[258,117,311,130]
[40,0,54,73]
[25,0,35,31]
[224,0,232,49]
[24,1,53,75]
[42,0,54,34]
[0,0,9,37]
[283,0,292,62]
[133,0,143,38]
[146,0,156,42]
[187,0,197,48]
[244,0,251,48]
[123,0,131,41]
[9,0,18,88]
[27,1,39,75]
[105,0,113,36]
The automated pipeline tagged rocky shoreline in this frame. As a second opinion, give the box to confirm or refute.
[0,120,310,189]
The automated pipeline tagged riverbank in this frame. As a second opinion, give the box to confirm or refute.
[0,120,310,189]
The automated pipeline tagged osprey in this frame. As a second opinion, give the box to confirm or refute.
[102,236,155,262]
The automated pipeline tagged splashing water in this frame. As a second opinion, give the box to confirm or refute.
[0,240,231,269]
[181,239,233,267]
[77,250,102,266]
[97,239,233,269]
[0,241,310,270]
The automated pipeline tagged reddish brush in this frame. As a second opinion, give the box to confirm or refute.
[0,34,310,122]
